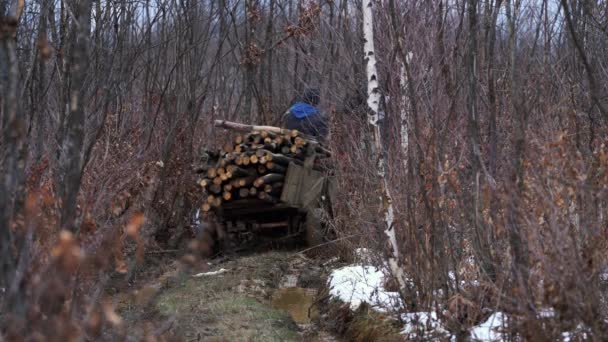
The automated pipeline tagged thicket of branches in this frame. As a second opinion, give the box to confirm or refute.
[1,0,607,339]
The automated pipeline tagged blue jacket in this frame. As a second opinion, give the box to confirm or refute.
[284,102,328,141]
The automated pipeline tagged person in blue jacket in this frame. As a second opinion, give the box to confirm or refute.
[283,88,328,142]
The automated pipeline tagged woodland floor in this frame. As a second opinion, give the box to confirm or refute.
[102,248,345,341]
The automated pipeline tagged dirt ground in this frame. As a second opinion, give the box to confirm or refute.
[104,250,341,341]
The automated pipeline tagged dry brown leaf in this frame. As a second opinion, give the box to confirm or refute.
[126,212,145,238]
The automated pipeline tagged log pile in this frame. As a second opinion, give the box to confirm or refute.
[197,123,329,212]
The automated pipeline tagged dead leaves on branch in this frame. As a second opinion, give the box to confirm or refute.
[51,230,84,273]
[242,1,321,67]
[114,212,147,273]
[286,1,321,38]
[126,212,146,265]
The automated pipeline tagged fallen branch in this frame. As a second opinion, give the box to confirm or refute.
[214,120,295,136]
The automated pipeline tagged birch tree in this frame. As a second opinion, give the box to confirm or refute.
[362,0,408,298]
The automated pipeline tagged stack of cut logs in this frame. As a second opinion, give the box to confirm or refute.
[198,122,327,212]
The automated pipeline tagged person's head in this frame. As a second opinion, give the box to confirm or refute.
[302,88,320,106]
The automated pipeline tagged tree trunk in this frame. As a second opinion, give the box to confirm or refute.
[58,0,92,232]
[362,0,408,300]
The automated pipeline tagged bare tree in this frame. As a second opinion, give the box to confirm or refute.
[362,0,408,300]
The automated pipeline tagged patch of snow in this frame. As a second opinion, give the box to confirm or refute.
[328,265,402,311]
[537,308,555,319]
[354,248,374,264]
[470,312,507,341]
[401,311,448,337]
[562,324,590,341]
[192,268,228,277]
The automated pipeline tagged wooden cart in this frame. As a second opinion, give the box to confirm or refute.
[213,153,336,250]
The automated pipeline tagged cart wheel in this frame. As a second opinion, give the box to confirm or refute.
[305,208,324,247]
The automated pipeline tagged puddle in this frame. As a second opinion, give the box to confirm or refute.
[271,287,318,324]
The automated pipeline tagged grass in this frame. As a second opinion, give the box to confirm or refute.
[154,252,300,341]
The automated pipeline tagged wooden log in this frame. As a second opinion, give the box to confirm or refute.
[260,130,277,139]
[253,173,285,188]
[207,167,217,178]
[263,182,283,195]
[202,203,211,212]
[262,150,299,166]
[263,142,278,151]
[257,192,278,204]
[239,188,250,198]
[215,120,296,136]
[235,176,256,188]
[235,135,244,144]
[265,161,286,173]
[241,155,251,166]
[227,152,240,162]
[235,144,248,153]
[207,195,216,204]
[235,154,243,165]
[212,197,222,207]
[294,136,307,146]
[217,167,226,175]
[251,134,263,144]
[244,131,260,141]
[222,191,232,201]
[280,137,292,147]
[209,184,222,194]
[213,120,332,155]
[289,146,305,159]
[273,182,284,191]
[250,155,259,164]
[199,178,212,188]
[280,146,291,155]
[226,165,251,177]
[213,176,223,185]
[249,187,257,196]
[224,183,233,192]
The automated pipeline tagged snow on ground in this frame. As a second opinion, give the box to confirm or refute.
[328,265,402,311]
[192,268,228,277]
[470,312,507,341]
[562,324,590,341]
[326,260,524,341]
[400,311,448,337]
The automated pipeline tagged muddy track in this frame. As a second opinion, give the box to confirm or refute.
[104,250,341,341]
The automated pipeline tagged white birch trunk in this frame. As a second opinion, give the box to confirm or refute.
[399,52,412,167]
[362,0,408,298]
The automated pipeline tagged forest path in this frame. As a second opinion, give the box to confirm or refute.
[106,250,341,341]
